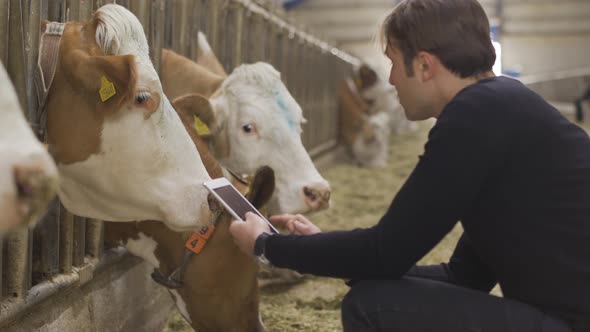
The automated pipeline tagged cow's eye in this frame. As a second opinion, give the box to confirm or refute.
[135,91,151,104]
[242,124,254,133]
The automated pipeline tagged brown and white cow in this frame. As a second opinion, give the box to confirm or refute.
[161,38,330,215]
[339,78,391,167]
[355,64,416,135]
[0,63,58,234]
[105,94,273,331]
[44,4,213,231]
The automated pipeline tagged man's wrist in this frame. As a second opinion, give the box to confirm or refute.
[253,232,272,257]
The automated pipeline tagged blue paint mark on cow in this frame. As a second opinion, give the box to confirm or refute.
[275,91,296,131]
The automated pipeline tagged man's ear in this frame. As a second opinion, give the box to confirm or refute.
[416,52,436,81]
[62,50,137,113]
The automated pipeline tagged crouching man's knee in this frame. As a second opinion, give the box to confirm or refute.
[341,279,408,332]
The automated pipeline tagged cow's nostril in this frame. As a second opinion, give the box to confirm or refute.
[14,168,35,199]
[303,187,318,202]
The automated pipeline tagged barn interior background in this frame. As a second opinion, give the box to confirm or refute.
[1,0,589,331]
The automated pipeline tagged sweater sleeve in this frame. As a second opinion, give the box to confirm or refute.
[266,101,507,280]
[408,233,497,292]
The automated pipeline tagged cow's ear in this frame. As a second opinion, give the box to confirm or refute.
[62,50,137,113]
[171,93,219,138]
[246,166,275,209]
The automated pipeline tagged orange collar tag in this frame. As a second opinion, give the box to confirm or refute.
[185,225,215,254]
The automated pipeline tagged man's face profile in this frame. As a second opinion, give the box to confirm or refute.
[386,45,426,121]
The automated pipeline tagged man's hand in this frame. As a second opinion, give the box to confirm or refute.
[229,212,270,256]
[269,214,321,235]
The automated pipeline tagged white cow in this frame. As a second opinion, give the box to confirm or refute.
[356,64,416,135]
[0,63,58,234]
[162,45,331,215]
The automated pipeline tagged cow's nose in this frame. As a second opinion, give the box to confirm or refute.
[13,161,58,226]
[303,183,331,210]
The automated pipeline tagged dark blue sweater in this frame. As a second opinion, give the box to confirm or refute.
[267,76,590,331]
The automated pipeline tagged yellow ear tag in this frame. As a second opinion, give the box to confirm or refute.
[193,115,211,136]
[99,76,116,102]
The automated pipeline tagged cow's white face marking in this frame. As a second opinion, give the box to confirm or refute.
[210,62,330,214]
[57,5,212,231]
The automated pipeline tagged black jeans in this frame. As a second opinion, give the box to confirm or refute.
[341,277,572,332]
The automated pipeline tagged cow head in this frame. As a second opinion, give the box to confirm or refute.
[45,4,212,231]
[351,112,391,168]
[0,63,58,234]
[177,64,331,214]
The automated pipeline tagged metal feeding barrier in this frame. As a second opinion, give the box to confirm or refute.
[0,0,358,326]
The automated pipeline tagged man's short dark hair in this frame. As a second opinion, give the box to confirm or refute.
[382,0,496,78]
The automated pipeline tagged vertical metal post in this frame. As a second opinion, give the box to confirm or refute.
[220,1,240,72]
[129,0,150,36]
[7,0,27,113]
[47,0,66,22]
[65,0,79,21]
[207,0,219,54]
[175,0,192,56]
[79,0,93,20]
[72,216,86,267]
[151,0,165,74]
[115,0,129,8]
[3,229,30,298]
[24,0,40,121]
[32,198,61,281]
[198,0,208,36]
[265,15,274,64]
[253,13,267,61]
[85,219,103,259]
[59,204,73,273]
[0,0,9,65]
[241,8,251,63]
[189,0,201,61]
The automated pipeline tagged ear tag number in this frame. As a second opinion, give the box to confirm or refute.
[99,76,116,102]
[193,115,211,136]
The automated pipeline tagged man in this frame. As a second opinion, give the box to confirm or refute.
[230,0,590,331]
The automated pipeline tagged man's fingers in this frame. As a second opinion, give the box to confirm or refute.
[286,218,297,233]
[228,219,242,239]
[268,214,292,225]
